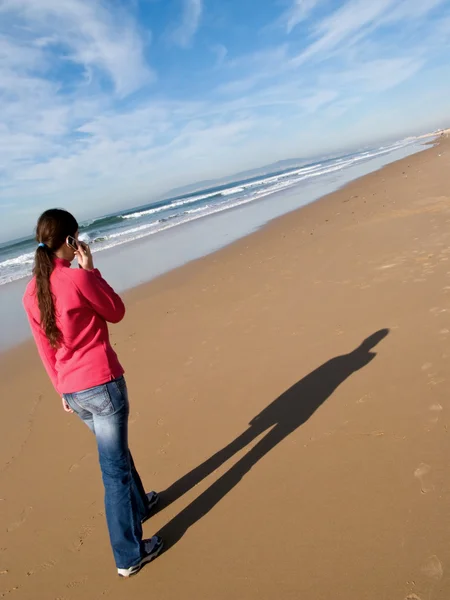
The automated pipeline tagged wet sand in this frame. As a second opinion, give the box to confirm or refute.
[1,134,450,599]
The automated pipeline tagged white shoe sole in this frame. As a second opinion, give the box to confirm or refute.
[117,538,164,578]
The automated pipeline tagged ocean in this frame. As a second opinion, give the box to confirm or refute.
[0,137,427,287]
[0,135,434,351]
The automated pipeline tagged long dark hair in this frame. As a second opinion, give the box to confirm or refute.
[34,209,78,348]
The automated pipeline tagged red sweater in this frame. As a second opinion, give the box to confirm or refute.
[23,258,125,394]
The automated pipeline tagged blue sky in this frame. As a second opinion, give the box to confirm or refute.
[1,0,450,242]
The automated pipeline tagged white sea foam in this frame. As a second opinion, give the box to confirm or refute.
[0,137,427,287]
[1,252,35,268]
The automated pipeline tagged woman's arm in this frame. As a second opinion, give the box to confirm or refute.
[72,242,125,324]
[72,268,126,324]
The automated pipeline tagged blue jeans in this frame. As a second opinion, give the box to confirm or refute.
[64,377,148,569]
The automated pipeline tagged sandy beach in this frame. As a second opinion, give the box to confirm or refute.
[1,135,450,599]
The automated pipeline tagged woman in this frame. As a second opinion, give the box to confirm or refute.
[23,209,163,578]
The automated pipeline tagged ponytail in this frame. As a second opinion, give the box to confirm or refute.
[33,209,79,348]
[33,244,61,348]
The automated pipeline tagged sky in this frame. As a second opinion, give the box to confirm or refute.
[1,0,450,242]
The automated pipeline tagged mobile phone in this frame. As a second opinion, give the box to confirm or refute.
[67,236,79,251]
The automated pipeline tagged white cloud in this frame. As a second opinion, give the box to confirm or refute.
[283,0,321,33]
[299,90,339,112]
[212,43,228,67]
[381,0,447,22]
[0,0,153,96]
[215,78,339,117]
[291,0,397,66]
[170,0,203,48]
[216,45,289,95]
[291,0,447,66]
[341,57,425,92]
[311,55,426,97]
[321,96,361,120]
[0,0,156,205]
[2,79,342,211]
[3,111,259,228]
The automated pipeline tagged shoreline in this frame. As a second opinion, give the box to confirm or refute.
[1,133,450,599]
[0,136,435,353]
[122,135,440,297]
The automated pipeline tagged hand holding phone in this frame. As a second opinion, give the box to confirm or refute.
[67,236,94,271]
[67,235,79,251]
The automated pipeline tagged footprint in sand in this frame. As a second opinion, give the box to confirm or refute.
[428,403,443,425]
[26,558,57,578]
[421,555,443,581]
[66,577,87,589]
[128,410,141,426]
[39,559,57,573]
[0,585,20,596]
[6,506,33,533]
[357,393,372,404]
[414,463,434,494]
[429,307,447,315]
[72,525,93,552]
[427,375,446,387]
[157,434,171,456]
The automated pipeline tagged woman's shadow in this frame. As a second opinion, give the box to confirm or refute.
[155,329,389,549]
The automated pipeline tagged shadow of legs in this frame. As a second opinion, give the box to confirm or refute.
[160,426,264,507]
[157,425,288,547]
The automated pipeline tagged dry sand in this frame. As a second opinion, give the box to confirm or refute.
[1,138,450,599]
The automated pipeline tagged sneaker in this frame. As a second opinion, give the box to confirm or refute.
[142,491,159,524]
[117,536,164,578]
